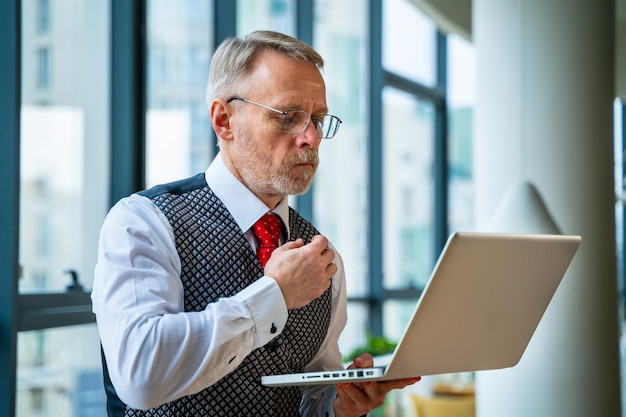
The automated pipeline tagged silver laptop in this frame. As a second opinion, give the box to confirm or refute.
[261,232,581,387]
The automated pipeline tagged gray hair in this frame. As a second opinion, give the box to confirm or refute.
[205,31,324,106]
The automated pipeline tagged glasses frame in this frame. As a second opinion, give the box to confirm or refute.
[227,96,342,139]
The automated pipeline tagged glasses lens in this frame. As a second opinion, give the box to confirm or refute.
[320,115,340,139]
[281,111,341,138]
[282,111,310,134]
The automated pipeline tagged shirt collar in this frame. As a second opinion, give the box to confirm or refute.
[204,152,290,236]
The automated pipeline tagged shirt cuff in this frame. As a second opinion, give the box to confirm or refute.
[232,276,288,348]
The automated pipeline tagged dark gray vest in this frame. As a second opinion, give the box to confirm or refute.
[103,173,332,417]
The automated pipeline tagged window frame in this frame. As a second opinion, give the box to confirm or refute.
[0,2,21,415]
[363,0,449,336]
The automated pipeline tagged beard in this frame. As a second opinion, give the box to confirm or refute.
[236,128,319,196]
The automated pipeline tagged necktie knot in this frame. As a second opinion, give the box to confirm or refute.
[252,213,283,267]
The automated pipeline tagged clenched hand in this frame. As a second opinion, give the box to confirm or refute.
[264,235,337,310]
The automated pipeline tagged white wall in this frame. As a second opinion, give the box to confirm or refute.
[472,1,620,416]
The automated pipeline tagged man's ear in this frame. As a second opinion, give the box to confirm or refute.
[210,99,235,141]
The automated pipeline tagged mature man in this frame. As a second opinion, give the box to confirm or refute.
[92,30,419,417]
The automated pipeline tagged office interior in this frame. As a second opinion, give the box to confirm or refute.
[1,0,625,416]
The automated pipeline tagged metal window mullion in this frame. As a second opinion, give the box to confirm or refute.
[383,70,445,104]
[110,0,147,205]
[0,1,20,415]
[433,99,448,253]
[368,0,384,337]
[17,293,95,332]
[296,0,314,44]
[213,1,236,45]
[294,0,315,222]
[434,31,448,255]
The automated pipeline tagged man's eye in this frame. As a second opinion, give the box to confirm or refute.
[283,114,297,124]
[312,117,324,129]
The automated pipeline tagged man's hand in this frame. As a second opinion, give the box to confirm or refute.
[264,235,337,310]
[333,353,421,417]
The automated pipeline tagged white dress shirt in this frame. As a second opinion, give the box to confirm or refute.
[91,153,347,414]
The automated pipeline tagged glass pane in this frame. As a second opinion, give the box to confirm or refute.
[447,34,476,234]
[20,0,110,292]
[313,0,369,298]
[338,302,369,360]
[237,0,295,37]
[146,0,214,187]
[16,324,106,417]
[383,300,416,342]
[383,0,437,86]
[383,87,435,290]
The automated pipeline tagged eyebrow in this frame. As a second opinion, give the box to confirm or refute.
[273,101,329,115]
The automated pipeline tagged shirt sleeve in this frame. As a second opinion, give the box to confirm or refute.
[299,244,349,417]
[91,195,289,410]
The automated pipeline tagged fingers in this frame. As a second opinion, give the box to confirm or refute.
[334,354,383,414]
[334,381,383,416]
[264,235,336,310]
[309,234,329,248]
[305,236,335,262]
[334,377,421,416]
[366,377,421,394]
[272,236,331,260]
[276,238,305,251]
[352,353,374,368]
[334,353,421,415]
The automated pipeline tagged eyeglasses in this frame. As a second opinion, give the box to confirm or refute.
[227,96,342,139]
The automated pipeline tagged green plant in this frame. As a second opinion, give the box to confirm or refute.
[344,332,397,362]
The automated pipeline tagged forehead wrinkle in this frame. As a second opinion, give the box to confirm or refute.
[282,103,329,115]
[266,95,328,114]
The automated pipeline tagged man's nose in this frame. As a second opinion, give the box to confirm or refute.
[295,121,323,148]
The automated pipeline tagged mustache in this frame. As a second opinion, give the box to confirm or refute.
[284,150,319,168]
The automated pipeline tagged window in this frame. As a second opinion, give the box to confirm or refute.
[145,0,213,186]
[383,0,437,87]
[447,33,476,234]
[21,0,109,291]
[313,0,369,352]
[383,87,435,292]
[13,0,111,415]
[312,0,475,358]
[313,0,369,295]
[35,47,50,89]
[2,1,475,415]
[35,216,50,257]
[237,0,295,37]
[17,326,104,417]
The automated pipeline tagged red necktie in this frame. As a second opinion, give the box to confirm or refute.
[252,213,283,267]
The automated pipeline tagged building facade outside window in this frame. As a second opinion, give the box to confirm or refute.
[17,0,110,416]
[36,0,50,34]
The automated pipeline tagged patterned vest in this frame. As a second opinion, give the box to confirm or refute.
[103,173,332,417]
